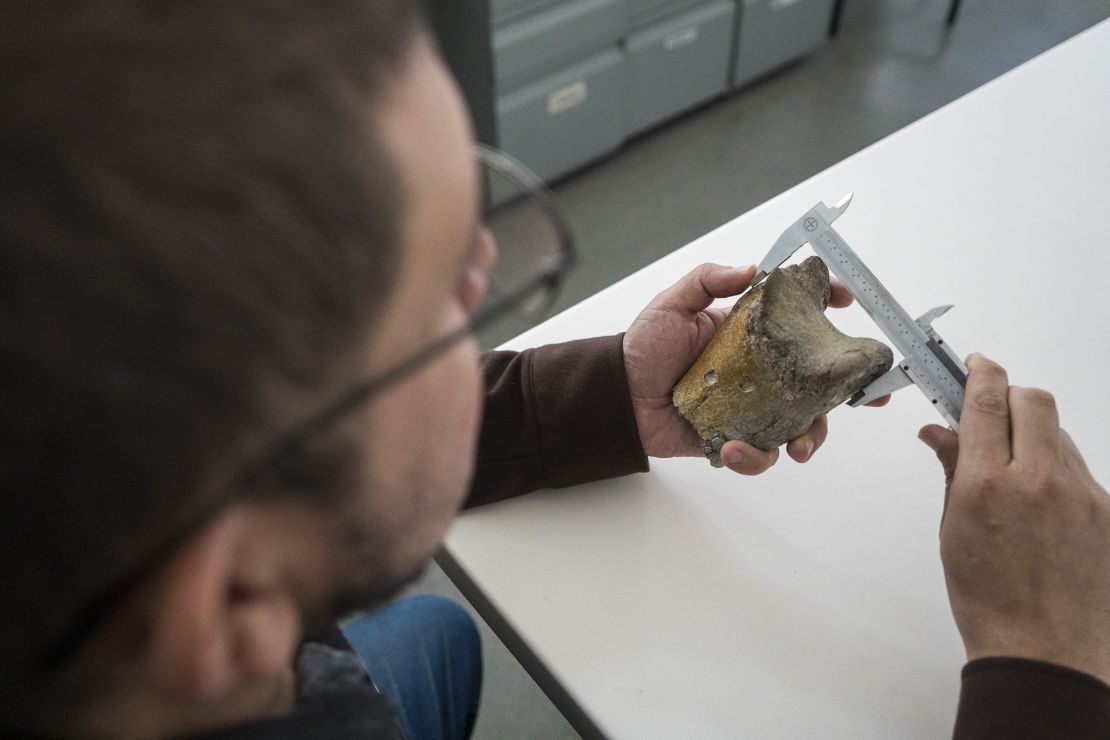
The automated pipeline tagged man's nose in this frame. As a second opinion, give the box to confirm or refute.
[477,226,498,271]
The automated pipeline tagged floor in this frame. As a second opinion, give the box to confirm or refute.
[410,2,1110,738]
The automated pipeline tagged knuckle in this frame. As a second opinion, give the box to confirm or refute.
[1015,466,1054,502]
[969,389,1009,418]
[1016,387,1056,410]
[1043,478,1067,502]
[974,358,1007,379]
[962,469,1002,498]
[693,262,725,280]
[1038,470,1072,502]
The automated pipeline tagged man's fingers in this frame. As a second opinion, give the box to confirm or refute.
[828,278,854,309]
[1009,386,1060,463]
[919,424,960,521]
[787,414,828,463]
[919,424,959,476]
[720,440,778,475]
[959,354,1012,468]
[865,394,891,408]
[654,263,754,316]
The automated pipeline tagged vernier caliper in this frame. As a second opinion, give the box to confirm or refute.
[751,194,968,429]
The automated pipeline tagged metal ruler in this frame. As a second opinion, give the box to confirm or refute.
[751,194,967,429]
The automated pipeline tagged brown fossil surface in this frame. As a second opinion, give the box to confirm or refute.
[672,256,893,467]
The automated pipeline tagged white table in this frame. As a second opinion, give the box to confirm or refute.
[442,19,1110,739]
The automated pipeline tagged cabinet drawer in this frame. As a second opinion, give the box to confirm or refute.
[734,0,834,88]
[490,0,559,23]
[493,0,628,92]
[630,0,710,29]
[496,47,626,182]
[626,1,736,136]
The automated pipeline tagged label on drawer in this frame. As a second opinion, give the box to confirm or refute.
[547,80,588,116]
[664,27,700,51]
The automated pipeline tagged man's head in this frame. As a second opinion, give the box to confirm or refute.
[1,1,491,734]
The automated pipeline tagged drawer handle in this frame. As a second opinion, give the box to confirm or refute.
[770,0,802,9]
[547,80,588,116]
[664,27,700,51]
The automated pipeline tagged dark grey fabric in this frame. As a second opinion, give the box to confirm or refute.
[181,642,404,740]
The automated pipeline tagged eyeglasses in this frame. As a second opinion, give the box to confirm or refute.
[41,144,576,667]
[239,144,577,475]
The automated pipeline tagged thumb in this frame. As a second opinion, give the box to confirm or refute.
[919,424,959,525]
[653,264,754,316]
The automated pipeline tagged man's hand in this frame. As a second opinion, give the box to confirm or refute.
[622,263,886,476]
[919,355,1110,684]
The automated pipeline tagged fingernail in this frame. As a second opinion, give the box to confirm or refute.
[723,449,744,466]
[735,265,754,274]
[803,440,815,460]
[966,352,988,367]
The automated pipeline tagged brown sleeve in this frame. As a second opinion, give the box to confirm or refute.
[465,334,649,508]
[953,657,1110,738]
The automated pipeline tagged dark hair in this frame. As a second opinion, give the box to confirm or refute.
[0,0,424,715]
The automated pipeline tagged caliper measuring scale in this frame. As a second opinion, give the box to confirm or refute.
[751,194,968,429]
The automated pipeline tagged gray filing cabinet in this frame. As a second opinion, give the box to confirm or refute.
[631,0,707,27]
[734,0,836,88]
[626,1,736,137]
[430,0,833,185]
[492,0,629,181]
[497,48,627,182]
[492,0,627,91]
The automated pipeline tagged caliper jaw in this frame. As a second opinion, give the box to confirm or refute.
[848,305,965,407]
[751,193,854,288]
[849,365,913,407]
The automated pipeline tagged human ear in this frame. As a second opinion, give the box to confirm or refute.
[142,506,303,702]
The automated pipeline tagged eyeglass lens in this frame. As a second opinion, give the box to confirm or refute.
[472,149,571,350]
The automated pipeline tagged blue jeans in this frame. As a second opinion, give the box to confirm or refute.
[342,595,483,740]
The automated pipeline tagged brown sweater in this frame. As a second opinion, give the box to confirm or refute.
[468,335,1110,738]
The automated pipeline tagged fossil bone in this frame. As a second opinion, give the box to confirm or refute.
[672,256,893,467]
